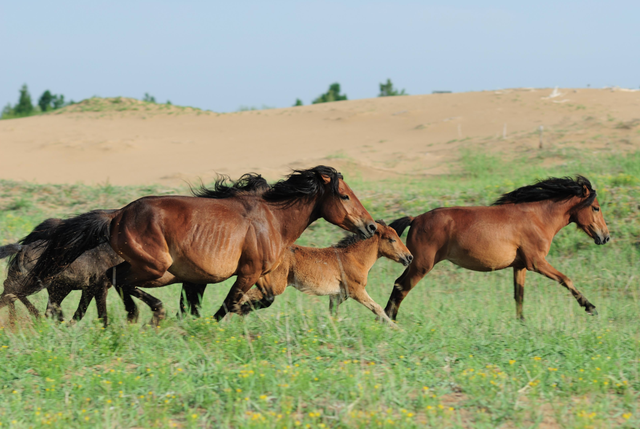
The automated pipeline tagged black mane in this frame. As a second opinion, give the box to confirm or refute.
[333,220,386,248]
[263,165,343,204]
[493,176,596,206]
[192,173,270,199]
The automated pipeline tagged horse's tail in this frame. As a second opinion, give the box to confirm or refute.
[20,218,64,245]
[0,243,21,260]
[26,210,118,287]
[389,216,415,237]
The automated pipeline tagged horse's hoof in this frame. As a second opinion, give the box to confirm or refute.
[586,307,598,316]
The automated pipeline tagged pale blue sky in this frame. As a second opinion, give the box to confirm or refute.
[1,1,638,112]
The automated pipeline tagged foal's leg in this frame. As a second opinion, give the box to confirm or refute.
[72,289,95,323]
[514,267,527,320]
[350,287,396,325]
[329,293,346,316]
[0,294,18,325]
[534,260,597,315]
[19,296,41,319]
[93,281,109,327]
[179,283,207,318]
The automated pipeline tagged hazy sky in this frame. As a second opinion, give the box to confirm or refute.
[1,1,638,112]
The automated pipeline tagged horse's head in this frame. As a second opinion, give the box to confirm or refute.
[319,175,377,238]
[375,221,413,266]
[572,187,610,245]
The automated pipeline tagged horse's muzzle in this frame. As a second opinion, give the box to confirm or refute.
[401,254,413,266]
[594,234,610,245]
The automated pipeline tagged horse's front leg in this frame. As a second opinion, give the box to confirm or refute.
[213,273,262,321]
[46,284,73,322]
[533,260,597,315]
[513,267,527,320]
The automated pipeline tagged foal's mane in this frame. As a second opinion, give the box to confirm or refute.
[492,176,596,207]
[263,165,343,204]
[191,173,270,199]
[333,220,386,248]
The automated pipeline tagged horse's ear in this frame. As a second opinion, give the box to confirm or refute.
[582,184,590,197]
[321,175,332,185]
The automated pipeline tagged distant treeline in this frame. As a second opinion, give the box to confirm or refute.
[2,79,409,119]
[1,84,74,119]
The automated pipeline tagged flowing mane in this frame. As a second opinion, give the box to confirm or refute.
[492,176,596,207]
[191,173,270,199]
[333,220,386,248]
[263,165,343,204]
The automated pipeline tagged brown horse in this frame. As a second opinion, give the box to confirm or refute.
[28,166,376,324]
[386,176,610,321]
[231,221,413,323]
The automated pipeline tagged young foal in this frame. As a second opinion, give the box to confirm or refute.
[386,176,609,321]
[236,221,413,323]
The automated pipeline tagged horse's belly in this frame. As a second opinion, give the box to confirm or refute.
[448,245,517,272]
[168,255,238,284]
[291,273,341,296]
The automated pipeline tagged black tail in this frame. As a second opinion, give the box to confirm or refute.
[27,210,117,287]
[20,218,64,245]
[0,243,21,259]
[389,216,414,237]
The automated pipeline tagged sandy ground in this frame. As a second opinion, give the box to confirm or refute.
[0,88,639,185]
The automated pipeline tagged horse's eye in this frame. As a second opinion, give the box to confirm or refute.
[593,206,600,212]
[388,238,396,243]
[340,194,350,201]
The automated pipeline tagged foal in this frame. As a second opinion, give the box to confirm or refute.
[237,221,413,323]
[386,176,609,321]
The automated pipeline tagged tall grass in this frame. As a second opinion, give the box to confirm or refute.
[0,150,639,428]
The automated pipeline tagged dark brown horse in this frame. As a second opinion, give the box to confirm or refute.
[386,176,610,321]
[28,166,376,324]
[235,221,413,323]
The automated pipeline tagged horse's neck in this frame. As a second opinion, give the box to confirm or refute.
[542,198,579,236]
[270,198,321,246]
[340,238,379,271]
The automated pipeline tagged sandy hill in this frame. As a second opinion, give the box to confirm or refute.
[0,88,639,185]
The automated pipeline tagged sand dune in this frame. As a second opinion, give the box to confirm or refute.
[0,88,639,185]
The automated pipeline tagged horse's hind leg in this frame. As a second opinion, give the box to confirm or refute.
[122,287,165,326]
[514,267,527,320]
[93,281,109,327]
[0,293,18,325]
[533,259,597,315]
[179,283,207,318]
[19,296,41,319]
[384,257,434,321]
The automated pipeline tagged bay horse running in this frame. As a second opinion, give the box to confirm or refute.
[215,221,413,324]
[386,176,610,321]
[27,166,377,324]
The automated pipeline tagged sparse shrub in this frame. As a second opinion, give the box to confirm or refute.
[379,79,406,97]
[293,98,303,106]
[312,83,347,104]
[14,84,34,115]
[143,93,156,103]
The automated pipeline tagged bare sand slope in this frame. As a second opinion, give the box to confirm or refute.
[0,88,639,185]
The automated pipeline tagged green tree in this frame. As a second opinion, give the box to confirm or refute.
[38,90,54,111]
[312,83,347,104]
[379,79,406,97]
[143,93,156,103]
[52,94,66,109]
[293,98,303,106]
[14,84,34,115]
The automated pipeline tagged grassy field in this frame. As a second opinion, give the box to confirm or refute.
[1,148,639,428]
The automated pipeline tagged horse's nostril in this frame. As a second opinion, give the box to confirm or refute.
[408,255,413,263]
[368,223,377,233]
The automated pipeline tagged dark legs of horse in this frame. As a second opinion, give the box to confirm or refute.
[108,262,166,325]
[384,260,433,321]
[237,287,276,316]
[533,259,597,315]
[70,279,110,327]
[46,285,73,322]
[514,267,526,320]
[214,273,262,321]
[0,293,19,325]
[179,283,207,317]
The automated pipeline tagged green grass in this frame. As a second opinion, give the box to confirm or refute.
[1,150,640,428]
